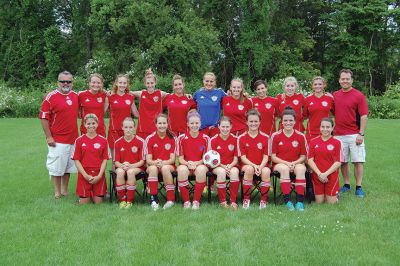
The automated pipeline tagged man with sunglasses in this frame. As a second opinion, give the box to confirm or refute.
[39,71,79,199]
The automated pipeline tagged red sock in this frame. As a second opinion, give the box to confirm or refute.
[165,184,175,202]
[260,181,270,202]
[126,184,136,203]
[148,176,158,196]
[295,179,306,195]
[193,181,206,202]
[242,179,253,200]
[178,180,190,203]
[116,184,126,202]
[280,179,291,195]
[229,180,240,203]
[216,181,226,203]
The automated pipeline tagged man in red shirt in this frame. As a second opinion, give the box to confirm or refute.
[39,71,79,199]
[333,69,368,197]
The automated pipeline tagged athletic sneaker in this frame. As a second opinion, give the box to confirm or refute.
[125,202,133,209]
[259,200,267,210]
[295,202,305,211]
[340,185,351,193]
[286,201,295,211]
[230,202,238,211]
[151,201,159,211]
[355,188,365,198]
[192,200,200,210]
[220,201,229,208]
[163,201,175,209]
[242,199,250,210]
[183,201,191,209]
[119,201,127,209]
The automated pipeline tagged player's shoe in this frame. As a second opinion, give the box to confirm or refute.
[242,199,250,210]
[163,201,175,209]
[124,202,133,209]
[295,202,304,211]
[220,201,229,208]
[286,201,295,211]
[183,201,191,209]
[340,185,351,194]
[355,188,365,198]
[192,201,200,210]
[230,202,238,211]
[151,201,159,211]
[259,200,267,210]
[119,201,127,209]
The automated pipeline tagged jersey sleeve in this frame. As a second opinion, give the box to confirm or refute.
[177,136,183,156]
[238,137,245,157]
[263,137,269,156]
[113,141,120,162]
[138,139,145,161]
[302,97,309,118]
[72,139,82,160]
[307,140,315,159]
[357,93,368,116]
[39,97,51,120]
[271,134,278,155]
[102,139,110,160]
[334,139,343,162]
[300,134,307,156]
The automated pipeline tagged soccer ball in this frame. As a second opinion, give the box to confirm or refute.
[203,150,221,168]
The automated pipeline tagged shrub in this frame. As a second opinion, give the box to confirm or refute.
[367,96,400,119]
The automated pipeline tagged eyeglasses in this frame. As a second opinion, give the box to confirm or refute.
[58,80,72,84]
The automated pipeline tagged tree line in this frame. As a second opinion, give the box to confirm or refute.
[0,0,399,94]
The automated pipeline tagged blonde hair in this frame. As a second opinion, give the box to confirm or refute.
[230,78,246,103]
[203,72,217,82]
[219,116,232,125]
[89,73,104,92]
[123,117,135,125]
[112,74,130,94]
[282,76,299,99]
[84,113,98,123]
[187,109,201,121]
[144,68,157,83]
[172,74,185,93]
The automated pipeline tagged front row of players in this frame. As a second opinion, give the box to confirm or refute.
[72,106,342,210]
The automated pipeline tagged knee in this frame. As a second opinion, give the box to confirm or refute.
[147,165,158,175]
[243,165,255,175]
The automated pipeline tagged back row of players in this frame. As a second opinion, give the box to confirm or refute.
[40,69,368,211]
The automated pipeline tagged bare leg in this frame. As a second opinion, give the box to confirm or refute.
[53,176,62,198]
[61,173,70,196]
[341,162,351,185]
[354,162,363,186]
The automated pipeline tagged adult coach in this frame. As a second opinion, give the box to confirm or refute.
[333,69,368,197]
[39,71,79,199]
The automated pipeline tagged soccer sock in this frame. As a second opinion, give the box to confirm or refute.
[216,181,226,203]
[229,180,240,203]
[356,185,362,190]
[126,184,136,203]
[280,179,292,195]
[344,184,351,189]
[295,179,306,196]
[116,184,126,202]
[296,194,304,203]
[165,184,175,202]
[178,180,190,203]
[260,181,270,202]
[193,181,206,202]
[242,179,253,200]
[147,176,158,196]
[283,194,290,203]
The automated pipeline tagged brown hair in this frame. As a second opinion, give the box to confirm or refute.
[339,69,353,78]
[320,117,334,127]
[219,116,232,125]
[246,108,261,120]
[282,106,296,119]
[112,74,130,94]
[253,80,267,91]
[312,76,326,84]
[155,113,175,139]
[84,113,98,123]
[89,73,104,92]
[144,68,157,83]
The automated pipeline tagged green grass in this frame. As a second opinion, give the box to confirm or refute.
[0,119,399,265]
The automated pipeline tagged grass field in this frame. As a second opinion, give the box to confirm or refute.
[0,119,399,265]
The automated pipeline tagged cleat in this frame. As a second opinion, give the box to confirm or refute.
[242,199,250,210]
[259,200,267,210]
[220,201,229,208]
[151,201,159,211]
[355,188,365,198]
[340,185,351,194]
[119,201,127,209]
[183,201,191,209]
[286,201,295,211]
[192,200,200,210]
[295,202,304,211]
[230,202,238,211]
[163,201,175,209]
[124,202,133,209]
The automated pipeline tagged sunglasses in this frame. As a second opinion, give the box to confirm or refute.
[58,80,72,84]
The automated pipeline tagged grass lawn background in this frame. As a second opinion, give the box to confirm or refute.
[0,119,399,265]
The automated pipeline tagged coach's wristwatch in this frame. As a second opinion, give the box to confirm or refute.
[358,132,365,136]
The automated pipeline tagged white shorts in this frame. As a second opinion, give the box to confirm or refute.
[46,143,77,176]
[335,134,366,163]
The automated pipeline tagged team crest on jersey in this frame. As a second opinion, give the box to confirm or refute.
[266,103,272,109]
[66,100,72,106]
[94,143,101,149]
[327,144,334,151]
[228,144,234,151]
[131,146,138,153]
[211,96,218,102]
[153,96,159,102]
[238,105,244,110]
[293,100,299,105]
[165,143,171,150]
[257,143,263,149]
[125,100,131,105]
[292,141,299,147]
[181,100,187,104]
[97,97,103,103]
[85,98,90,102]
[322,101,328,107]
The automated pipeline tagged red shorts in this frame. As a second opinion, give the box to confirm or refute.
[311,172,340,196]
[200,126,220,138]
[76,168,107,198]
[108,130,124,149]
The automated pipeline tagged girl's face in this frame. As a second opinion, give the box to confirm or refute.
[188,116,201,132]
[247,115,260,131]
[117,77,128,93]
[255,84,267,98]
[84,118,98,133]
[230,80,242,98]
[145,77,156,92]
[89,76,103,93]
[156,117,168,133]
[284,81,296,96]
[282,114,295,130]
[312,79,326,94]
[173,79,184,95]
[320,120,333,137]
[122,121,135,136]
[203,75,216,90]
[219,120,232,136]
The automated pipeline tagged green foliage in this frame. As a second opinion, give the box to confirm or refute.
[367,97,400,119]
[0,84,43,118]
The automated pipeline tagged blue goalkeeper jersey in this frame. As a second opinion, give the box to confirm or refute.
[193,88,226,129]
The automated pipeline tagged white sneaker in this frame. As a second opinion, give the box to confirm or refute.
[242,199,250,210]
[259,200,267,210]
[192,200,200,210]
[163,201,175,209]
[151,201,159,211]
[183,201,191,209]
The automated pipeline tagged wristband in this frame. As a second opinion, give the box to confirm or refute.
[358,132,364,136]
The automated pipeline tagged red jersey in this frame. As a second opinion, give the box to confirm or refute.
[276,93,305,132]
[113,136,144,164]
[39,90,79,144]
[251,96,278,136]
[108,93,135,131]
[210,134,238,165]
[163,93,196,134]
[78,90,107,136]
[308,136,343,172]
[72,134,109,168]
[144,132,177,161]
[303,93,334,136]
[222,96,252,132]
[271,130,307,162]
[177,133,210,161]
[238,131,269,165]
[137,90,163,134]
[333,88,368,135]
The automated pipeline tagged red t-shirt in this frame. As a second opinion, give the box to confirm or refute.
[177,133,210,161]
[163,93,196,134]
[108,93,134,132]
[271,130,307,162]
[222,96,252,132]
[144,132,177,161]
[39,90,79,144]
[308,136,343,171]
[72,134,109,168]
[210,134,238,165]
[137,90,163,134]
[238,131,269,165]
[333,88,368,135]
[78,90,107,136]
[276,93,305,132]
[251,96,278,136]
[303,93,334,136]
[113,136,144,164]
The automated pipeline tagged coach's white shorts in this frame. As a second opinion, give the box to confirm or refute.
[335,134,366,163]
[46,143,77,176]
